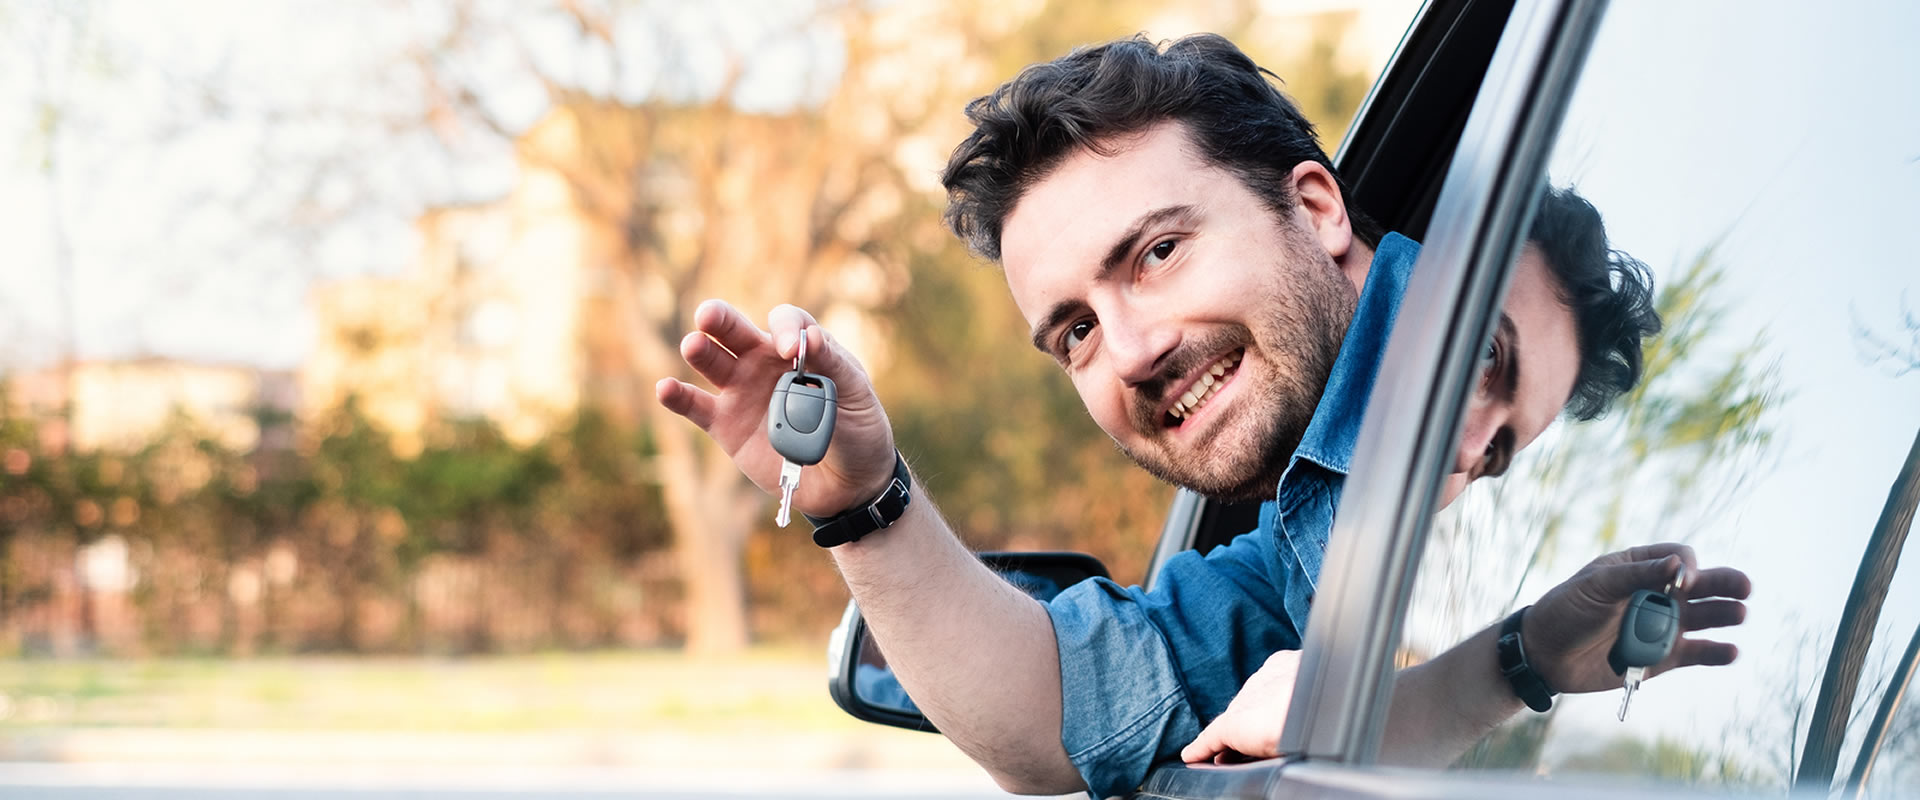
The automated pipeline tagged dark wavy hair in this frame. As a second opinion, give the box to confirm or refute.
[1528,186,1662,420]
[940,33,1381,261]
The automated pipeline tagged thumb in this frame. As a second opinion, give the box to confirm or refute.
[768,304,822,361]
[770,307,868,389]
[1182,727,1222,764]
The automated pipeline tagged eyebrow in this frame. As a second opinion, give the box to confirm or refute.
[1028,204,1198,354]
[1496,312,1521,400]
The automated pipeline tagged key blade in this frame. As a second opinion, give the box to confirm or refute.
[776,486,794,527]
[775,461,804,527]
[1617,666,1645,722]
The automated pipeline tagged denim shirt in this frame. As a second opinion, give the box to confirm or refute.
[1045,233,1420,798]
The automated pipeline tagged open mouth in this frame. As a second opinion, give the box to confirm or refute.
[1164,349,1243,428]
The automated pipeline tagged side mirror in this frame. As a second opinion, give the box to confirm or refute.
[825,551,1110,732]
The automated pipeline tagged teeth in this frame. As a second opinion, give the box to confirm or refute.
[1171,352,1242,421]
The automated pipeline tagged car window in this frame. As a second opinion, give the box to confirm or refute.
[1394,1,1920,795]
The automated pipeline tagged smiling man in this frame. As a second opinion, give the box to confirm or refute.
[657,34,1749,798]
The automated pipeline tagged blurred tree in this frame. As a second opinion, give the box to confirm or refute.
[5,0,1392,654]
[1555,735,1762,788]
[384,0,1380,652]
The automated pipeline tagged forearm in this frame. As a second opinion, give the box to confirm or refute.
[830,476,1083,794]
[1379,624,1525,767]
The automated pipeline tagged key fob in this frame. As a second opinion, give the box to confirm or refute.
[1608,589,1680,675]
[768,370,837,466]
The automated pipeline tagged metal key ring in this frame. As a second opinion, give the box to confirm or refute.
[793,327,807,374]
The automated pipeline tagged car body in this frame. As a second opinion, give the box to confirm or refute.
[831,0,1920,797]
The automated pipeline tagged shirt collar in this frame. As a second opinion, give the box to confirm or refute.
[1286,232,1420,477]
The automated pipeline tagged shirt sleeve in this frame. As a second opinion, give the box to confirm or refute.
[1045,526,1306,798]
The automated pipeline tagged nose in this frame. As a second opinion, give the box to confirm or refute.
[1103,314,1179,387]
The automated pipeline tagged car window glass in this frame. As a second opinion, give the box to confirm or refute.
[1393,2,1920,794]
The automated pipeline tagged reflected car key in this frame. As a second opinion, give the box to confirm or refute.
[1609,588,1680,721]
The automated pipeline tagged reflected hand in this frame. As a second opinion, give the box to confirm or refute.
[1524,542,1751,694]
[655,299,899,517]
[1181,650,1302,765]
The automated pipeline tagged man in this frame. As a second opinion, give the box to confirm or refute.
[656,34,1749,797]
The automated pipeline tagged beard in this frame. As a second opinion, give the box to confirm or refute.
[1113,233,1356,502]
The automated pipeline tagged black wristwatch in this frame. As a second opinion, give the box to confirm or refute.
[805,451,912,548]
[1496,606,1557,712]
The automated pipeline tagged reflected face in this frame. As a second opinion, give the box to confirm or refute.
[1000,122,1357,501]
[1437,245,1582,508]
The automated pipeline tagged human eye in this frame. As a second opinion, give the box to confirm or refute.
[1062,319,1096,354]
[1141,238,1179,269]
[1476,339,1501,387]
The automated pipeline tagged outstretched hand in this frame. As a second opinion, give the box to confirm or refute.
[655,299,899,517]
[1524,542,1751,694]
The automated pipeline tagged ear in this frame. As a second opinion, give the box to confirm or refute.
[1289,161,1354,261]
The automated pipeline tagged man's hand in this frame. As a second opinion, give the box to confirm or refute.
[1181,650,1303,765]
[655,300,899,516]
[1524,542,1751,694]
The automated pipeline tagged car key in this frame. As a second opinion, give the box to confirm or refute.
[1608,588,1680,720]
[767,331,837,527]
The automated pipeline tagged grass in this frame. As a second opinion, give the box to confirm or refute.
[0,648,872,734]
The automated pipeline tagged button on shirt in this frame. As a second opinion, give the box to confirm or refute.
[1045,233,1420,798]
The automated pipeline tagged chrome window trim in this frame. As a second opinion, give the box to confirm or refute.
[1130,760,1779,800]
[1277,0,1609,766]
[1261,762,1774,800]
[1144,487,1206,592]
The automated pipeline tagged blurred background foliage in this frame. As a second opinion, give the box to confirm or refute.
[0,0,1390,658]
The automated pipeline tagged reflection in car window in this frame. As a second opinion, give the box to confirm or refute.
[1397,1,1920,795]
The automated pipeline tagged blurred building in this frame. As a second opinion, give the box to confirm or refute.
[6,358,296,454]
[303,110,594,455]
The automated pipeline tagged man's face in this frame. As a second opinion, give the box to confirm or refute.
[999,122,1358,501]
[1437,244,1581,508]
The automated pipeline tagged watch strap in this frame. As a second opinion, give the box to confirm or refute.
[1496,606,1557,712]
[805,451,911,548]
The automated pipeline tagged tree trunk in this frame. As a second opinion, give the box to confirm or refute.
[1797,426,1920,792]
[655,421,758,655]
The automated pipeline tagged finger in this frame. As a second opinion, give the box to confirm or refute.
[695,299,772,358]
[1623,543,1697,578]
[1181,730,1222,764]
[1661,637,1739,673]
[1678,566,1752,602]
[680,330,744,388]
[767,304,824,359]
[1678,598,1746,632]
[655,377,717,430]
[1580,555,1686,604]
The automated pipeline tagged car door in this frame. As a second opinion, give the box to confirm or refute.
[1142,0,1920,798]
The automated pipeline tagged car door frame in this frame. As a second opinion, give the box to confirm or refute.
[1132,0,1617,794]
